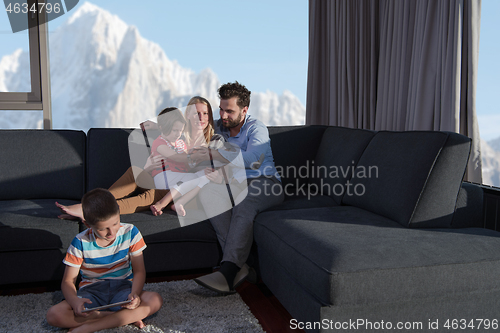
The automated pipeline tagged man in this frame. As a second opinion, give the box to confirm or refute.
[192,81,284,294]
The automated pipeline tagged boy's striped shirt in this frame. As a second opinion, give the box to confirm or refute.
[64,223,146,288]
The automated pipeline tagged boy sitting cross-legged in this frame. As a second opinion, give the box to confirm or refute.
[46,188,163,333]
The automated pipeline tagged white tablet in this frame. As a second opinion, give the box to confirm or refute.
[82,299,132,312]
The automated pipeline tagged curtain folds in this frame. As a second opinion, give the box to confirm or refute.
[306,0,482,183]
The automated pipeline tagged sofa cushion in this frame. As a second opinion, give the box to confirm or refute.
[0,199,81,252]
[0,130,85,200]
[263,194,337,212]
[310,126,375,204]
[120,211,222,272]
[268,126,326,193]
[342,131,470,228]
[0,248,66,285]
[254,206,500,307]
[0,198,81,285]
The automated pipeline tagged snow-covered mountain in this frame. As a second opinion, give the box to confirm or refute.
[481,138,500,187]
[0,2,305,131]
[488,137,500,152]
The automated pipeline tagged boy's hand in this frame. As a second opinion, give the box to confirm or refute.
[123,293,141,310]
[70,297,93,317]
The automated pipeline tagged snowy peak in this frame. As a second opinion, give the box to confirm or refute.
[54,2,129,70]
[482,138,500,187]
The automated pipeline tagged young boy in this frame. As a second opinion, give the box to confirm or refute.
[46,188,163,333]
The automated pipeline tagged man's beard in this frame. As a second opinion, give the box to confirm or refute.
[222,112,243,128]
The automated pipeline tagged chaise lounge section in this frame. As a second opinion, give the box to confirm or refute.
[256,126,500,332]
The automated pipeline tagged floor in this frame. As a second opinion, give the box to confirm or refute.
[148,269,304,333]
[0,269,304,333]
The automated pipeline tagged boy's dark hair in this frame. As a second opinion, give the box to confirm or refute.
[157,107,186,136]
[218,81,251,109]
[81,188,120,225]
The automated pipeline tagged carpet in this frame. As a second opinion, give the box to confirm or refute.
[0,280,264,333]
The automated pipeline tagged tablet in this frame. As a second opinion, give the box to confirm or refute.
[82,299,132,312]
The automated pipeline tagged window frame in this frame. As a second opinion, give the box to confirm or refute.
[0,0,52,128]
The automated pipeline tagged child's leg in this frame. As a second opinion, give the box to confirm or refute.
[56,167,152,219]
[172,186,201,216]
[172,172,210,216]
[46,300,113,329]
[108,166,140,199]
[68,291,163,333]
[150,189,178,216]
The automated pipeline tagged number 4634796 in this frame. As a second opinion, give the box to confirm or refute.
[6,2,61,14]
[444,319,499,330]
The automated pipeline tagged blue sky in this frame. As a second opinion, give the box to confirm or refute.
[1,0,498,140]
[476,0,500,140]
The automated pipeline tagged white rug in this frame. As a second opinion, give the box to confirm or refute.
[0,280,264,333]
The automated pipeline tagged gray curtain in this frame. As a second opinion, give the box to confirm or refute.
[306,0,482,183]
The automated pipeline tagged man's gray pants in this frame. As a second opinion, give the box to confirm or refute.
[199,176,284,268]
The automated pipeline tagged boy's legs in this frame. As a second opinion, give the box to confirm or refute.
[46,300,113,329]
[47,280,162,331]
[69,291,163,333]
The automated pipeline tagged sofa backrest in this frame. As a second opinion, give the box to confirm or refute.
[268,125,327,191]
[342,131,471,228]
[451,182,484,228]
[311,126,376,205]
[0,130,85,200]
[86,128,134,191]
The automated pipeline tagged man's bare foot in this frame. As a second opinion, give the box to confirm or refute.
[55,202,84,220]
[133,319,145,328]
[171,203,186,217]
[150,204,164,216]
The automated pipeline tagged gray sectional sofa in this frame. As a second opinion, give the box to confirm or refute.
[1,126,499,332]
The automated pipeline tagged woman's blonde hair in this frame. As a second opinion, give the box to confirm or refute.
[184,96,214,144]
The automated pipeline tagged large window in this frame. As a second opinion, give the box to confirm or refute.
[1,0,307,131]
[478,0,500,187]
